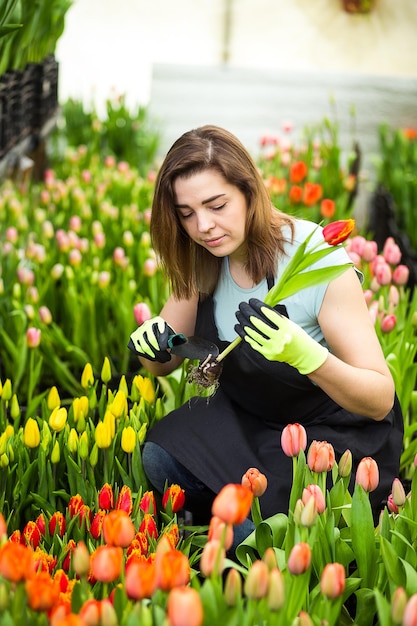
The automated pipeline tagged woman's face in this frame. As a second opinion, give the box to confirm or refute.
[173,169,248,261]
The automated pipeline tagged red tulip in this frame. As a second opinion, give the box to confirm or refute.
[355,457,379,492]
[211,484,253,525]
[290,160,308,184]
[90,510,106,540]
[139,513,159,540]
[162,484,186,513]
[115,485,133,514]
[35,513,46,536]
[281,423,307,457]
[98,483,114,511]
[68,494,85,518]
[49,511,66,537]
[322,219,355,245]
[241,467,268,497]
[139,490,157,515]
[23,521,41,549]
[62,540,76,573]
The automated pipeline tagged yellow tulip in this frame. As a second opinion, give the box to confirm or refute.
[118,375,129,396]
[138,423,147,445]
[121,426,136,453]
[73,396,89,423]
[0,454,8,469]
[24,418,41,448]
[89,442,99,467]
[95,420,112,449]
[134,375,155,404]
[81,363,94,390]
[47,386,61,411]
[109,390,127,419]
[49,407,68,433]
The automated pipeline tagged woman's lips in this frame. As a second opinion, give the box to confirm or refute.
[204,235,225,247]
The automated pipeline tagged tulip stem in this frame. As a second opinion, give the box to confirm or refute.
[215,336,242,363]
[251,497,263,527]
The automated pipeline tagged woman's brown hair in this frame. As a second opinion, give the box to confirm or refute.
[150,125,294,299]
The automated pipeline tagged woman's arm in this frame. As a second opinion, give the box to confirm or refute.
[138,293,199,377]
[309,268,395,421]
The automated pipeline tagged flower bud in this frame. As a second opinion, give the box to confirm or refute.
[338,449,352,478]
[51,440,60,464]
[49,407,68,433]
[0,379,12,401]
[403,592,417,626]
[121,426,136,453]
[99,484,114,511]
[133,302,152,326]
[244,560,269,599]
[320,562,346,599]
[356,457,379,492]
[167,587,203,626]
[268,568,285,611]
[81,363,94,389]
[281,423,307,457]
[162,484,186,514]
[287,542,311,575]
[211,484,253,525]
[391,586,407,624]
[200,539,225,577]
[224,568,242,607]
[322,219,355,245]
[381,314,397,334]
[47,386,60,411]
[302,484,326,514]
[67,428,79,454]
[10,395,20,420]
[101,357,112,384]
[79,431,89,460]
[307,440,335,473]
[392,264,409,286]
[24,418,41,448]
[391,478,406,507]
[26,327,41,348]
[241,467,268,497]
[300,494,318,527]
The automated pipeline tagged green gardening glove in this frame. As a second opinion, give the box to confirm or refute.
[235,298,328,375]
[128,316,175,363]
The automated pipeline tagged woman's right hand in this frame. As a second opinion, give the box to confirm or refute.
[128,317,175,362]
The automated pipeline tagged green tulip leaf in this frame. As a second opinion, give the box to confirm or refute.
[351,485,377,588]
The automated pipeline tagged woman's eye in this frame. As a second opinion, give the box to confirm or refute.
[211,203,226,211]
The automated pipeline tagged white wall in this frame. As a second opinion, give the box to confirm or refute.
[55,0,417,113]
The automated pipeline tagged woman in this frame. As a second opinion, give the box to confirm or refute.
[129,125,403,545]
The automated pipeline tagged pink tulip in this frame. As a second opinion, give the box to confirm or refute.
[387,494,399,514]
[361,240,378,262]
[393,264,409,286]
[133,302,152,326]
[281,423,307,457]
[320,562,346,599]
[383,237,402,265]
[307,440,335,473]
[391,478,406,507]
[200,539,225,577]
[287,542,311,575]
[403,593,417,626]
[39,306,52,325]
[244,560,270,599]
[348,235,366,256]
[355,457,379,492]
[375,261,392,286]
[302,484,326,514]
[380,314,396,334]
[26,327,41,349]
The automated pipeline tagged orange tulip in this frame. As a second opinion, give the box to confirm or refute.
[167,587,204,626]
[0,541,34,582]
[50,614,87,626]
[322,219,355,246]
[281,423,307,457]
[289,160,308,184]
[307,440,335,473]
[355,457,379,492]
[79,599,101,625]
[320,198,336,219]
[211,484,253,525]
[287,542,312,575]
[303,182,322,206]
[162,484,186,513]
[103,510,135,548]
[320,562,346,599]
[90,545,123,583]
[154,548,190,591]
[289,185,303,204]
[0,513,7,538]
[125,559,157,600]
[26,571,61,612]
[241,467,268,497]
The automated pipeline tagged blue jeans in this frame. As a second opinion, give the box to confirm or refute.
[142,441,255,551]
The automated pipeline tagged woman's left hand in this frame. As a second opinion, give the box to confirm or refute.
[235,298,328,375]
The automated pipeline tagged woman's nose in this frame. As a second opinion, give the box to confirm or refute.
[196,210,215,232]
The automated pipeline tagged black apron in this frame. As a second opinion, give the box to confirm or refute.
[147,291,404,518]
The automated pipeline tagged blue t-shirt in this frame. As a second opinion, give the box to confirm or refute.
[213,219,356,346]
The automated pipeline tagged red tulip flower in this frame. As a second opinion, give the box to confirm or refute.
[139,490,157,515]
[322,219,355,245]
[49,511,66,537]
[162,484,186,513]
[68,494,85,518]
[98,483,114,511]
[115,485,133,514]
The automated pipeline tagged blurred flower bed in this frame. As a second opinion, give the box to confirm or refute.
[1,103,417,625]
